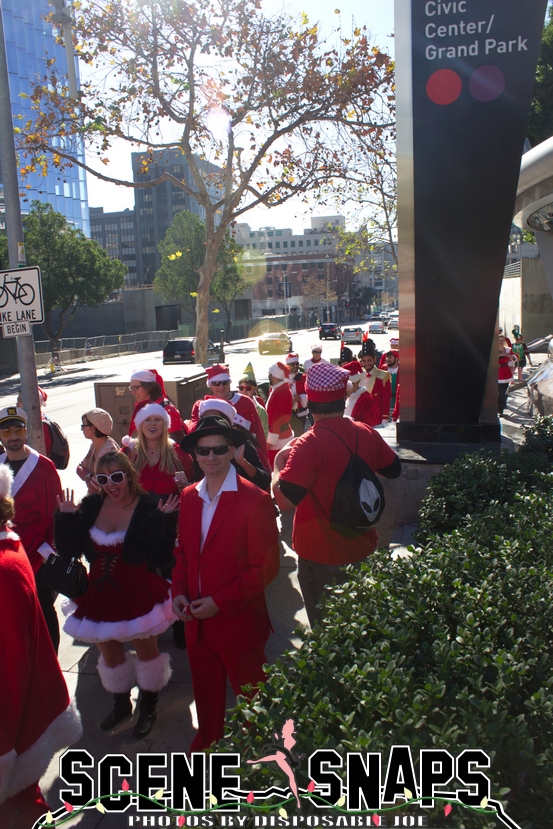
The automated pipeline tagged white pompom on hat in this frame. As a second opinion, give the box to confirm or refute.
[198,398,236,423]
[134,403,170,431]
[0,464,13,499]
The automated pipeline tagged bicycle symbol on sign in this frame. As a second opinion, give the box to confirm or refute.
[0,273,36,308]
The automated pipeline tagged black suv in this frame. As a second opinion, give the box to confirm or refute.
[319,323,341,340]
[162,338,218,364]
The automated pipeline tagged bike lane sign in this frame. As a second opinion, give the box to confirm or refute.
[0,266,44,338]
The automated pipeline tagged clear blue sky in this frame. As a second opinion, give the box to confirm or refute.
[85,1,395,231]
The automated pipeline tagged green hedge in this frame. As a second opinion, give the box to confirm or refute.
[224,421,553,828]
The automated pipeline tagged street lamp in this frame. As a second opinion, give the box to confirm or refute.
[48,0,78,98]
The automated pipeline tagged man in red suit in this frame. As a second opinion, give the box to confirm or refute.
[0,406,62,652]
[172,416,280,751]
[343,361,381,427]
[190,364,268,463]
[266,362,293,468]
[359,345,392,423]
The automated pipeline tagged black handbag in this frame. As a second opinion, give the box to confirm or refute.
[39,553,88,599]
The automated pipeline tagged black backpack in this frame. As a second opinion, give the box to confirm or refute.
[45,417,70,470]
[316,428,386,539]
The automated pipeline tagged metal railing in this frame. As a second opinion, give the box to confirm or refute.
[34,330,179,367]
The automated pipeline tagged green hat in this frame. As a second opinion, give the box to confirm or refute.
[243,362,257,384]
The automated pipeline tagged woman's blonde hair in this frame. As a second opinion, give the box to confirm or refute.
[132,417,183,476]
[96,451,146,499]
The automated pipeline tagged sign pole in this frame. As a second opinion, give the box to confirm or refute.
[0,6,45,454]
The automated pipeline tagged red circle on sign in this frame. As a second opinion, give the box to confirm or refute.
[426,69,462,105]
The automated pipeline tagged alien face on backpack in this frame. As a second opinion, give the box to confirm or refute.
[359,478,382,523]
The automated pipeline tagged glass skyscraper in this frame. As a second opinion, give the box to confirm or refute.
[1,0,89,234]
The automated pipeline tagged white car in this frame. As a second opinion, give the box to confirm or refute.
[341,326,364,344]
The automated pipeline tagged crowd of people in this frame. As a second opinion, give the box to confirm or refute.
[0,339,407,825]
[1,321,536,823]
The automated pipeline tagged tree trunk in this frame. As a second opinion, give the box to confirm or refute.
[196,247,220,363]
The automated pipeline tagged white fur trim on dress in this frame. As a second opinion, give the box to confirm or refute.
[0,529,19,541]
[97,652,136,693]
[0,701,82,804]
[62,596,176,644]
[0,464,13,498]
[135,653,172,692]
[134,403,170,430]
[89,527,126,547]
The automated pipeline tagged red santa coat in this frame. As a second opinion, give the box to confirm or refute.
[191,392,268,462]
[345,386,381,427]
[0,449,62,574]
[172,476,280,651]
[267,380,293,455]
[362,368,392,421]
[0,531,81,808]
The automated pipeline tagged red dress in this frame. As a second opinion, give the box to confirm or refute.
[63,526,174,643]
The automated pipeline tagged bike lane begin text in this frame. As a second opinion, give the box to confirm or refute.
[0,310,38,322]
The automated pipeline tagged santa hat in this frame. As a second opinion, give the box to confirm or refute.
[0,464,13,499]
[286,353,299,365]
[269,362,290,381]
[38,386,47,408]
[390,338,399,348]
[131,368,166,395]
[311,345,323,353]
[387,349,400,360]
[342,360,364,383]
[206,364,231,387]
[134,403,170,431]
[198,398,236,424]
[306,363,349,403]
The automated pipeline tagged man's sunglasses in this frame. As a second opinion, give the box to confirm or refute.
[211,380,230,387]
[0,425,26,438]
[95,471,127,486]
[195,444,231,456]
[238,384,253,391]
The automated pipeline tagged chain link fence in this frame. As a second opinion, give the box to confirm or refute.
[34,330,179,368]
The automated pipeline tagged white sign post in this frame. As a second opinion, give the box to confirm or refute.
[0,266,44,338]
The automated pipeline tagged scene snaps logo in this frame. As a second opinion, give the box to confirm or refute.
[34,721,522,829]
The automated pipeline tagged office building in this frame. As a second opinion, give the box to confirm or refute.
[90,207,139,288]
[233,216,356,322]
[132,149,222,284]
[1,0,89,233]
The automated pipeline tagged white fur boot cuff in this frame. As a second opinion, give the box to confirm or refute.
[135,653,172,692]
[97,652,136,693]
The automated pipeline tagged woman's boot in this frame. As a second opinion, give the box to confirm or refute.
[133,653,172,739]
[97,653,135,730]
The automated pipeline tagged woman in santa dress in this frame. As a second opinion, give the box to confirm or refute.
[0,465,81,828]
[127,368,185,442]
[55,451,179,739]
[126,403,194,499]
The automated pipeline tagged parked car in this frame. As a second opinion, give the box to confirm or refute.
[341,326,364,344]
[368,320,386,334]
[387,318,399,330]
[319,323,341,340]
[258,331,293,355]
[162,337,219,364]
